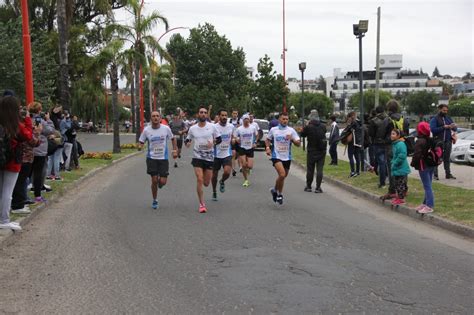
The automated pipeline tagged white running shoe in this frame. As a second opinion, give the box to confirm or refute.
[0,222,22,231]
[11,206,31,214]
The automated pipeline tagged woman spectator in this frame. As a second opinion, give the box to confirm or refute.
[30,102,54,202]
[410,122,435,213]
[0,96,33,230]
[346,111,363,178]
[46,106,64,180]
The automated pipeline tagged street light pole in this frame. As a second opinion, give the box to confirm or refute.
[20,0,34,104]
[282,0,287,113]
[299,62,306,151]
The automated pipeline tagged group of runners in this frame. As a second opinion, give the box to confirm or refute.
[138,108,301,213]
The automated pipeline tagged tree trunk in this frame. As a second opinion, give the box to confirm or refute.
[57,0,70,110]
[134,59,141,143]
[111,63,121,153]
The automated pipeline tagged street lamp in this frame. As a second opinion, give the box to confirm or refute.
[353,20,368,169]
[299,62,306,151]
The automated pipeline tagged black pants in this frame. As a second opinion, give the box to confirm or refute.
[329,142,338,164]
[11,162,32,210]
[348,144,361,174]
[306,150,325,189]
[385,145,396,194]
[31,156,46,197]
[71,139,79,168]
[434,140,452,177]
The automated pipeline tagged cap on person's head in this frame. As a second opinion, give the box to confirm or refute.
[242,114,250,121]
[417,121,430,137]
[3,90,15,97]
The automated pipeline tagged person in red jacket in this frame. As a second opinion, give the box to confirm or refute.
[0,95,33,231]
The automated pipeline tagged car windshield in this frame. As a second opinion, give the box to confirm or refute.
[256,121,269,130]
[458,131,474,140]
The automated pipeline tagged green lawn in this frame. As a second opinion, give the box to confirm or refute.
[11,149,138,221]
[292,146,474,227]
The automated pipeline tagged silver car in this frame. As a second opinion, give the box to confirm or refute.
[450,130,474,164]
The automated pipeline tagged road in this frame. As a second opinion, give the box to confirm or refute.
[77,132,136,152]
[0,136,473,313]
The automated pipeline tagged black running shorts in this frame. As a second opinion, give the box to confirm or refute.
[177,138,183,149]
[213,156,232,171]
[238,147,254,158]
[146,158,169,177]
[271,158,291,170]
[191,158,214,170]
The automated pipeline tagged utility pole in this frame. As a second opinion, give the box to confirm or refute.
[282,0,287,113]
[20,0,34,105]
[374,7,381,108]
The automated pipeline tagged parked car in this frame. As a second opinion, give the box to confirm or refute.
[253,119,269,148]
[450,130,474,164]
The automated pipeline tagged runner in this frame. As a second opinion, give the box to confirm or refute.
[185,107,222,213]
[138,111,178,209]
[229,110,240,176]
[168,110,187,168]
[265,112,301,205]
[211,109,235,201]
[235,114,258,187]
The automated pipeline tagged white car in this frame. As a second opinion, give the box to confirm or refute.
[450,130,474,164]
[253,119,269,148]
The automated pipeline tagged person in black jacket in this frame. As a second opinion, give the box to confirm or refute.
[328,115,339,165]
[300,113,327,193]
[346,111,363,178]
[369,105,388,188]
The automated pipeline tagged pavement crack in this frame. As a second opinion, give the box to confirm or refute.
[371,291,416,307]
[288,265,313,277]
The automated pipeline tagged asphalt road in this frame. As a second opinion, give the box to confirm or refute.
[77,133,136,152]
[0,138,473,313]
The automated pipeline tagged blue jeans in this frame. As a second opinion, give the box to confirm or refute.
[374,145,387,186]
[419,167,434,208]
[329,142,338,164]
[348,144,361,174]
[48,147,63,177]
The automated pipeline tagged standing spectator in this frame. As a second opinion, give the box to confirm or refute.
[88,120,94,133]
[60,111,73,171]
[410,122,434,214]
[301,113,327,193]
[328,115,339,165]
[11,106,41,214]
[430,104,457,180]
[0,95,33,230]
[381,100,410,200]
[30,102,54,203]
[367,109,377,170]
[68,115,81,169]
[346,111,363,178]
[47,107,64,180]
[369,105,388,188]
[390,129,411,206]
[124,119,131,133]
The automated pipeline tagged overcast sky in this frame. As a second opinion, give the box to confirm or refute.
[119,0,473,80]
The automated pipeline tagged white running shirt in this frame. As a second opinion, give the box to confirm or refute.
[235,125,258,150]
[214,123,234,159]
[139,125,174,160]
[267,125,300,161]
[186,122,221,161]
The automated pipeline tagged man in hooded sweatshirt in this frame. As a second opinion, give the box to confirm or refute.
[300,111,327,193]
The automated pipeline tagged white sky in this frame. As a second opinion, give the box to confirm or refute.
[117,0,473,80]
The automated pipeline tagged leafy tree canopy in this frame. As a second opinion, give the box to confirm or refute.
[288,92,333,119]
[405,90,439,116]
[349,89,392,113]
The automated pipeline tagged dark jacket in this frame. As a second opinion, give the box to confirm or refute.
[348,120,363,147]
[300,119,327,152]
[328,122,340,145]
[386,112,409,139]
[369,113,388,145]
[430,113,457,142]
[410,136,429,171]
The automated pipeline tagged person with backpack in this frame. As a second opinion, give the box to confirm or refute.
[430,104,457,180]
[328,115,339,166]
[381,100,410,200]
[301,112,327,193]
[411,122,436,214]
[345,111,363,178]
[390,129,411,206]
[369,105,388,188]
[0,95,34,230]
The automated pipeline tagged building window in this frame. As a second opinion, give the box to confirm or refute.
[343,84,348,90]
[353,83,358,89]
[415,81,420,87]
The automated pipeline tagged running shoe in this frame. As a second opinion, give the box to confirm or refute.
[34,196,47,203]
[219,180,225,193]
[415,204,426,211]
[11,206,31,215]
[314,187,323,193]
[270,188,278,202]
[212,192,218,201]
[174,162,178,168]
[421,205,433,214]
[391,198,405,206]
[199,203,207,213]
[276,194,283,205]
[232,169,237,177]
[0,222,21,231]
[304,187,312,192]
[242,180,250,187]
[152,199,158,209]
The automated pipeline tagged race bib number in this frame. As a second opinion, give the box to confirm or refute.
[152,144,164,156]
[277,144,289,153]
[220,143,230,151]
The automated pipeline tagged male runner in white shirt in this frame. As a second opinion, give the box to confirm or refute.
[235,114,258,187]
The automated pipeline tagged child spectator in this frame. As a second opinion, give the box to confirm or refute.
[390,129,410,206]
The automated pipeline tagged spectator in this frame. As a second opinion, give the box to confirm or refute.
[11,105,41,214]
[390,128,410,206]
[367,109,377,170]
[301,112,327,193]
[47,107,64,181]
[0,95,33,230]
[410,122,434,214]
[430,104,457,180]
[369,105,388,188]
[30,102,54,203]
[60,111,73,171]
[328,115,339,165]
[346,111,363,178]
[381,99,409,200]
[68,115,81,169]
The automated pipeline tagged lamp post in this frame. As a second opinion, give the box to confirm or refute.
[282,0,287,113]
[299,62,306,151]
[20,0,34,104]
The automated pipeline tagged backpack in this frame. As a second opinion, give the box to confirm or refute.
[424,138,443,167]
[339,126,353,145]
[390,116,405,134]
[405,136,415,156]
[0,125,13,168]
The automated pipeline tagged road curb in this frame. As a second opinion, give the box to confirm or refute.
[292,161,474,239]
[0,151,143,248]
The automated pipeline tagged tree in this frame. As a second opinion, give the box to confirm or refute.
[432,66,441,78]
[405,90,439,120]
[318,75,327,94]
[449,97,474,121]
[349,89,392,113]
[251,54,288,117]
[462,72,472,81]
[287,92,333,119]
[167,23,249,114]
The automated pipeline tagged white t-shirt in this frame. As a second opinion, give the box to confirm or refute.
[267,125,300,161]
[139,125,174,160]
[186,122,221,161]
[235,125,257,150]
[250,121,260,132]
[213,123,234,159]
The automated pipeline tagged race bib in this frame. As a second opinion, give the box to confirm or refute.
[277,144,289,153]
[152,145,164,155]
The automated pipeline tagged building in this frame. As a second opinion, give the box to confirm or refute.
[331,54,443,111]
[246,67,255,80]
[287,77,325,94]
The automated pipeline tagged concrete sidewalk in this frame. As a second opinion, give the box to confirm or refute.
[333,145,474,190]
